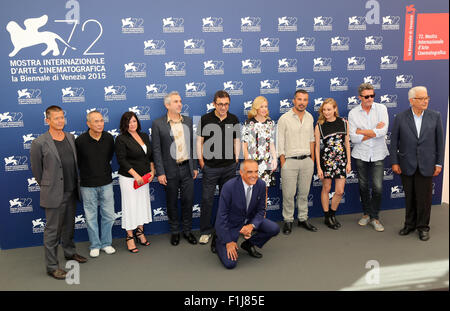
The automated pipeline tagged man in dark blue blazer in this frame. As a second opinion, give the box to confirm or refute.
[214,160,280,269]
[152,91,198,246]
[390,86,444,241]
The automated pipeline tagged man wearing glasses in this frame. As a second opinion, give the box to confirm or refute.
[196,90,240,252]
[348,83,389,232]
[390,86,444,241]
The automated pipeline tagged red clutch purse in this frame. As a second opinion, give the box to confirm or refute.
[133,173,152,189]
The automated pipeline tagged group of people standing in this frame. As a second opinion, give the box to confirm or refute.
[30,83,444,277]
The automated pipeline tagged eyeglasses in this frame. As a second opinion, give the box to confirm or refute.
[413,97,430,102]
[361,94,375,99]
[215,103,229,107]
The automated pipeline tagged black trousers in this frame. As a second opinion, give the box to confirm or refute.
[165,163,194,234]
[400,169,433,231]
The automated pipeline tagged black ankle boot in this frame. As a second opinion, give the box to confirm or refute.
[324,211,338,230]
[330,209,341,228]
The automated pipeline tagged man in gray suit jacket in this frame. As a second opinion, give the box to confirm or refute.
[390,86,444,241]
[30,106,87,280]
[152,92,198,246]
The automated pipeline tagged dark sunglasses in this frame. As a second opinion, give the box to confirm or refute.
[361,94,375,99]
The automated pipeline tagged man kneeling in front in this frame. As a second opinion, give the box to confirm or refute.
[213,159,280,269]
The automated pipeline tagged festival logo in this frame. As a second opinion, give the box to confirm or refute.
[107,129,120,139]
[278,58,297,73]
[330,36,350,51]
[124,62,146,78]
[242,100,253,116]
[152,207,169,222]
[27,177,40,192]
[296,37,315,52]
[363,76,381,90]
[347,56,366,70]
[383,168,394,181]
[145,83,168,99]
[144,40,166,55]
[184,39,205,54]
[241,16,261,32]
[279,98,293,113]
[380,55,398,69]
[4,155,28,171]
[203,60,224,75]
[313,57,332,72]
[330,77,349,91]
[347,96,361,109]
[18,89,42,105]
[260,37,280,53]
[313,174,322,187]
[61,87,85,103]
[345,170,358,184]
[121,17,144,34]
[22,133,39,149]
[32,218,46,234]
[223,81,244,96]
[206,102,215,113]
[382,16,400,30]
[0,112,24,128]
[267,197,281,211]
[104,85,126,101]
[390,185,405,199]
[113,211,122,226]
[222,38,243,54]
[164,61,186,76]
[313,97,324,111]
[313,16,333,31]
[296,78,315,92]
[162,17,184,33]
[185,82,206,97]
[74,214,87,230]
[128,106,150,121]
[348,16,367,30]
[9,197,33,213]
[202,17,223,32]
[379,94,398,108]
[395,74,413,88]
[278,16,298,31]
[364,36,383,50]
[260,80,279,94]
[192,204,201,218]
[241,59,262,74]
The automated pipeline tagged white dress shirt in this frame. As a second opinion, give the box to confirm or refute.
[412,108,423,138]
[348,102,389,162]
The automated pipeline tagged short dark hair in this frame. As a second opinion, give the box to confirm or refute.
[45,105,63,119]
[213,90,230,103]
[294,89,308,98]
[119,111,141,134]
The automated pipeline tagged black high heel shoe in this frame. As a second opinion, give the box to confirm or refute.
[134,227,150,246]
[126,235,139,253]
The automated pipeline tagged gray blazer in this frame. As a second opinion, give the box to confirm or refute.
[390,108,444,177]
[30,131,80,208]
[152,115,198,179]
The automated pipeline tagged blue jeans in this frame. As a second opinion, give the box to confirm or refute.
[80,183,115,249]
[354,158,384,220]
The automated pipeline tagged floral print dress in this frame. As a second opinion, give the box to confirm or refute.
[241,118,276,187]
[318,117,348,179]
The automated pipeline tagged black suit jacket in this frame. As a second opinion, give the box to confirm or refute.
[115,131,153,177]
[152,114,198,179]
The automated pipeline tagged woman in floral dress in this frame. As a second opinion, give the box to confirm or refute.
[242,96,277,207]
[314,98,351,230]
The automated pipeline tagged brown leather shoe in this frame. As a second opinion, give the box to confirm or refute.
[47,269,67,280]
[66,254,88,263]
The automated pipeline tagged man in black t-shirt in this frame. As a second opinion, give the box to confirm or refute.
[196,90,240,253]
[75,111,116,258]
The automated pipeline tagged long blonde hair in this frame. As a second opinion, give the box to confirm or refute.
[318,98,339,125]
[248,96,270,119]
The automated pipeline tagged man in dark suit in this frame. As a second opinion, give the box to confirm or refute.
[30,106,87,280]
[152,91,198,246]
[390,86,444,241]
[214,160,280,269]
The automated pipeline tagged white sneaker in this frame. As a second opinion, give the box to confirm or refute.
[199,234,211,245]
[101,246,116,254]
[358,215,371,226]
[90,248,100,258]
[370,219,385,232]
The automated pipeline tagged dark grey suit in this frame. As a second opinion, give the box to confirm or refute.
[30,131,80,272]
[152,115,198,233]
[390,108,444,231]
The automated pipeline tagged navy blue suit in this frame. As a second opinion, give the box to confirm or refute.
[215,176,279,269]
[390,108,444,231]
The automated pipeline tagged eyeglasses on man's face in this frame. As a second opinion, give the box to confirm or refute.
[361,94,375,99]
[413,97,430,102]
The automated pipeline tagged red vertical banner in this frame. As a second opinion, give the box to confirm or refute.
[415,13,449,60]
[403,4,416,61]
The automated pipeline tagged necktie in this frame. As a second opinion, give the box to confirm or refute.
[246,186,252,211]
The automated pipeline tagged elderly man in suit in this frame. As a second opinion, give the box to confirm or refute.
[30,106,87,280]
[152,91,198,246]
[390,86,444,241]
[214,160,280,269]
